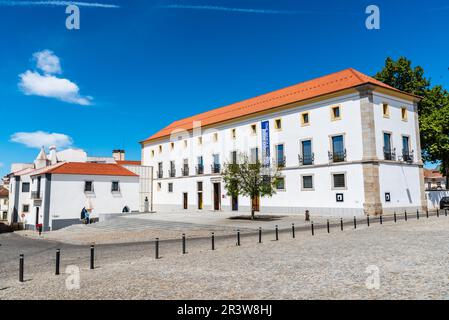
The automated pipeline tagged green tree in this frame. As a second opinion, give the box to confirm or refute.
[374,57,449,186]
[222,153,282,220]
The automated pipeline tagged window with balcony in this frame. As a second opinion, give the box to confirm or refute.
[330,135,346,162]
[383,133,395,160]
[22,182,30,193]
[402,136,413,162]
[301,175,314,190]
[169,161,176,177]
[300,140,313,165]
[275,144,285,168]
[212,154,221,173]
[157,162,163,178]
[197,156,204,174]
[182,159,189,176]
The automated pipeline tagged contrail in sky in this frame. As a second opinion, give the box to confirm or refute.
[0,1,119,8]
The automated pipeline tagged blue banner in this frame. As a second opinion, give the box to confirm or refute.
[261,120,270,167]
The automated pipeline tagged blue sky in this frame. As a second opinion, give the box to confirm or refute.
[1,0,449,177]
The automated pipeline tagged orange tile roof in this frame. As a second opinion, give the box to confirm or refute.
[142,68,417,144]
[116,160,141,166]
[33,162,138,177]
[424,169,444,179]
[0,186,8,197]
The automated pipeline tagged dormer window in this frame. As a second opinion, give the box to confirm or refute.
[251,124,257,135]
[331,106,341,121]
[301,112,310,126]
[401,107,408,121]
[274,118,282,130]
[383,103,390,118]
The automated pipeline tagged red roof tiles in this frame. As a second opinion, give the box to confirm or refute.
[116,160,141,166]
[142,68,415,143]
[35,162,138,177]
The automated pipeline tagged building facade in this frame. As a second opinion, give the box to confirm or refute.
[141,69,426,217]
[0,186,8,221]
[424,168,446,190]
[7,147,142,230]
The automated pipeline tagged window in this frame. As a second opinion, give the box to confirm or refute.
[169,161,176,177]
[251,124,257,135]
[276,144,285,167]
[383,133,393,160]
[276,177,285,190]
[22,183,30,193]
[401,107,408,121]
[332,173,346,189]
[212,154,221,173]
[111,181,120,192]
[274,118,282,130]
[250,147,259,164]
[383,103,390,118]
[301,140,313,165]
[213,132,218,142]
[151,150,155,157]
[230,151,238,164]
[301,175,314,190]
[158,145,162,153]
[197,181,203,192]
[198,137,203,145]
[197,156,204,174]
[22,205,29,213]
[170,142,174,150]
[184,140,188,148]
[168,183,173,193]
[301,112,310,126]
[231,129,236,139]
[331,135,345,162]
[402,136,412,161]
[331,106,341,120]
[157,162,163,178]
[84,181,93,192]
[157,182,162,191]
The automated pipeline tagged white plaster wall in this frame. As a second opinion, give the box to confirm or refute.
[49,174,139,226]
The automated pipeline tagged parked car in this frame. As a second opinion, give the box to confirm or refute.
[439,197,449,209]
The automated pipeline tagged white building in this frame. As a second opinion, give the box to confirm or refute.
[141,68,426,217]
[7,147,141,230]
[0,186,8,221]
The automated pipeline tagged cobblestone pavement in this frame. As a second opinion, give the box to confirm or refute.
[1,214,449,299]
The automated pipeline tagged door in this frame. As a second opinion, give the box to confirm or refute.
[35,207,40,225]
[213,183,221,211]
[232,196,238,211]
[183,193,188,210]
[198,192,203,210]
[252,196,260,212]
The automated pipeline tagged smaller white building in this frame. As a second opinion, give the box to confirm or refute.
[0,186,8,221]
[7,147,140,230]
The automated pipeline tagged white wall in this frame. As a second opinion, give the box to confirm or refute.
[49,174,139,226]
[426,190,449,210]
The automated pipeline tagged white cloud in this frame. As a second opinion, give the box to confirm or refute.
[0,1,119,8]
[10,131,73,149]
[19,71,92,105]
[33,50,61,74]
[18,50,93,106]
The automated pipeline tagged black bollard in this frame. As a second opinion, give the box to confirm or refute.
[55,249,60,275]
[353,216,357,229]
[445,209,448,217]
[182,234,186,254]
[275,225,279,241]
[258,227,262,243]
[311,222,314,236]
[405,210,408,221]
[394,212,397,223]
[417,210,420,220]
[437,209,439,218]
[19,254,24,283]
[380,215,383,225]
[327,220,330,233]
[237,229,240,246]
[340,218,343,231]
[155,238,159,259]
[292,223,295,239]
[211,233,215,251]
[90,245,95,270]
[367,215,370,227]
[426,209,429,219]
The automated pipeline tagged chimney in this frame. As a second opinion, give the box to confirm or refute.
[49,146,58,165]
[112,149,125,161]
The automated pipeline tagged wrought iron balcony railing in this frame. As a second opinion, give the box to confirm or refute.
[31,191,41,200]
[196,165,204,175]
[156,171,163,179]
[328,149,347,163]
[211,164,221,174]
[274,156,286,168]
[181,166,189,176]
[383,147,396,161]
[168,169,176,178]
[298,153,314,166]
[401,150,414,163]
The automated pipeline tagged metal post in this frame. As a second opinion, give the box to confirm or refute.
[182,234,186,254]
[353,216,357,229]
[258,227,262,243]
[90,245,95,270]
[292,223,295,239]
[327,220,330,233]
[237,229,240,246]
[155,238,159,259]
[380,215,383,225]
[311,222,314,236]
[340,218,343,231]
[367,215,370,227]
[211,233,215,251]
[275,225,279,241]
[417,210,420,220]
[405,210,408,221]
[55,249,60,275]
[445,209,448,217]
[426,209,429,219]
[394,212,397,223]
[19,254,24,283]
[437,209,439,218]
